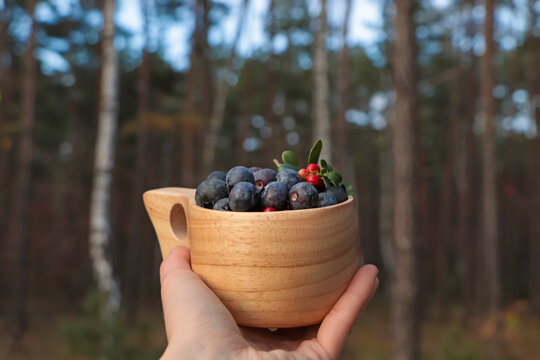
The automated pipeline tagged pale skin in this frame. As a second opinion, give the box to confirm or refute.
[160,246,379,360]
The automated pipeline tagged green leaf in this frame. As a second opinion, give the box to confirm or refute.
[342,182,355,196]
[282,150,298,166]
[327,171,342,185]
[320,159,328,170]
[322,176,331,189]
[278,163,300,172]
[308,140,323,165]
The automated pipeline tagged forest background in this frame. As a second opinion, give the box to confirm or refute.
[0,0,539,359]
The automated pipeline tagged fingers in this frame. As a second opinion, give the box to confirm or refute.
[317,265,379,359]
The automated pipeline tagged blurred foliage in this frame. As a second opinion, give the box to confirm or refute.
[59,289,163,359]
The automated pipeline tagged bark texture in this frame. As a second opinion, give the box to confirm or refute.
[391,0,420,359]
[526,0,540,307]
[312,0,331,161]
[124,0,153,320]
[89,0,121,318]
[479,0,500,317]
[7,0,37,343]
[202,0,249,173]
[455,0,477,317]
[334,0,352,171]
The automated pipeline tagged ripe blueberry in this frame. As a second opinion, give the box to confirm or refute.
[261,181,288,210]
[276,169,302,191]
[326,184,348,203]
[289,182,319,210]
[213,198,231,211]
[207,170,227,182]
[318,192,337,207]
[226,166,255,192]
[254,168,277,190]
[229,182,260,211]
[195,179,228,208]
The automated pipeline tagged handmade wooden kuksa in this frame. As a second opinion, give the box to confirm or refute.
[143,187,361,328]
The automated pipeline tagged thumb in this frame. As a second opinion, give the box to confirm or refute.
[159,246,237,343]
[160,246,192,285]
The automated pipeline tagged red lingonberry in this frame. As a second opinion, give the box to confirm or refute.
[298,168,308,180]
[263,207,276,212]
[306,163,320,174]
[307,174,323,190]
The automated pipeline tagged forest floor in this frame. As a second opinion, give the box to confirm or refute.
[1,292,540,360]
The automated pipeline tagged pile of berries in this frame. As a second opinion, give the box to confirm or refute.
[195,140,352,212]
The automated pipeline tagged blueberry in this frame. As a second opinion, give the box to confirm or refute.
[326,184,348,203]
[213,198,231,211]
[276,169,302,191]
[318,192,337,207]
[254,168,277,191]
[226,166,255,192]
[249,166,262,173]
[207,170,226,182]
[229,182,260,211]
[289,182,319,210]
[195,179,228,208]
[261,181,288,210]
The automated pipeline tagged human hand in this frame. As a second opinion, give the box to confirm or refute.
[159,246,379,360]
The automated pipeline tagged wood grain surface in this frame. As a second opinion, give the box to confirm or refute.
[143,187,361,328]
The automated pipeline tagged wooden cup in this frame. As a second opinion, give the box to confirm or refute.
[143,187,361,328]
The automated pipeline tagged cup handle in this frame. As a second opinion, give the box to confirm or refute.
[143,187,196,258]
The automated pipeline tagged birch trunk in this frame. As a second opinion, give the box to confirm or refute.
[391,0,420,358]
[7,0,37,344]
[202,0,248,173]
[312,0,331,161]
[89,0,121,318]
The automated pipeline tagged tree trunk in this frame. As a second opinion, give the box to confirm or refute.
[0,1,12,262]
[6,0,37,345]
[334,0,352,171]
[455,0,477,319]
[479,0,500,316]
[479,0,500,356]
[379,129,393,275]
[179,0,210,186]
[456,59,476,317]
[89,0,121,318]
[202,0,248,174]
[263,0,276,164]
[312,0,331,161]
[124,0,153,320]
[437,76,456,306]
[391,0,420,359]
[526,1,540,307]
